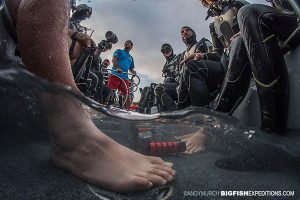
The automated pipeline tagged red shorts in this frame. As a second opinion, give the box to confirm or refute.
[108,75,130,96]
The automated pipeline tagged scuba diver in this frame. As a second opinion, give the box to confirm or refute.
[237,0,300,133]
[177,26,225,109]
[161,43,180,84]
[100,59,110,85]
[178,0,251,155]
[153,43,181,112]
[69,4,92,33]
[200,0,252,113]
[90,56,111,104]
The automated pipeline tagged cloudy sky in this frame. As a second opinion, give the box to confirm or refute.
[78,0,267,101]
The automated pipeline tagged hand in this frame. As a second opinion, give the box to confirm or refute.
[194,53,203,61]
[230,32,241,42]
[74,32,96,48]
[180,52,203,66]
[131,69,137,75]
[116,68,123,73]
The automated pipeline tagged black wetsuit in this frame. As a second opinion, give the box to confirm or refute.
[237,2,300,133]
[211,0,252,113]
[0,0,21,67]
[154,53,180,112]
[177,38,225,109]
[162,54,179,84]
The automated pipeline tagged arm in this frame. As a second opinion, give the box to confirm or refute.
[68,30,95,48]
[129,57,136,75]
[112,55,123,73]
[209,22,224,55]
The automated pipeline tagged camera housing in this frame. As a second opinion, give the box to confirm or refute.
[98,31,118,51]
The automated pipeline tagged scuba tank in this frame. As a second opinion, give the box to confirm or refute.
[208,0,249,48]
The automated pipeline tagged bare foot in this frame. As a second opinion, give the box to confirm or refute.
[176,128,206,155]
[42,94,176,192]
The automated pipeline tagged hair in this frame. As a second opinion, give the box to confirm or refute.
[125,40,133,46]
[200,0,217,7]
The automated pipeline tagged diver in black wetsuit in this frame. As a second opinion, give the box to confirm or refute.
[200,0,252,113]
[154,43,180,112]
[161,43,180,84]
[237,0,300,133]
[177,26,225,109]
[69,4,92,33]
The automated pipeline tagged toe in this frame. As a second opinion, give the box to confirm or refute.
[153,164,176,176]
[145,173,168,186]
[148,167,174,182]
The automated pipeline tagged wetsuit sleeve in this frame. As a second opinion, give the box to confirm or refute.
[209,22,224,55]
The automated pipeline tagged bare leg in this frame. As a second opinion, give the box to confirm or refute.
[124,95,131,110]
[15,0,175,192]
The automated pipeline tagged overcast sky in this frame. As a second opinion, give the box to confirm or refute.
[78,0,267,101]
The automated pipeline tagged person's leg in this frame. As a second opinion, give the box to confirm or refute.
[124,96,131,109]
[101,85,111,103]
[177,66,191,109]
[121,79,131,109]
[238,4,298,133]
[15,0,175,192]
[154,83,177,112]
[91,70,104,103]
[184,59,224,107]
[88,71,98,96]
[215,36,252,113]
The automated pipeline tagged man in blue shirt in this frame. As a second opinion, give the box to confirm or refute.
[108,40,136,109]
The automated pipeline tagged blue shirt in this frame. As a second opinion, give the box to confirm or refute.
[112,49,134,80]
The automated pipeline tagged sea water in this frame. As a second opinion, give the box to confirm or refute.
[1,68,300,200]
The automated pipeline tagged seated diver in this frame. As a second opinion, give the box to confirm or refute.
[1,0,175,192]
[92,58,111,104]
[154,43,180,112]
[198,0,252,114]
[69,3,92,33]
[176,0,252,154]
[68,29,100,97]
[177,26,225,109]
[236,0,300,133]
[68,4,101,98]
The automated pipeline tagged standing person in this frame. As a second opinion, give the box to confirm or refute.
[108,40,136,109]
[177,26,225,109]
[1,0,175,192]
[237,0,300,133]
